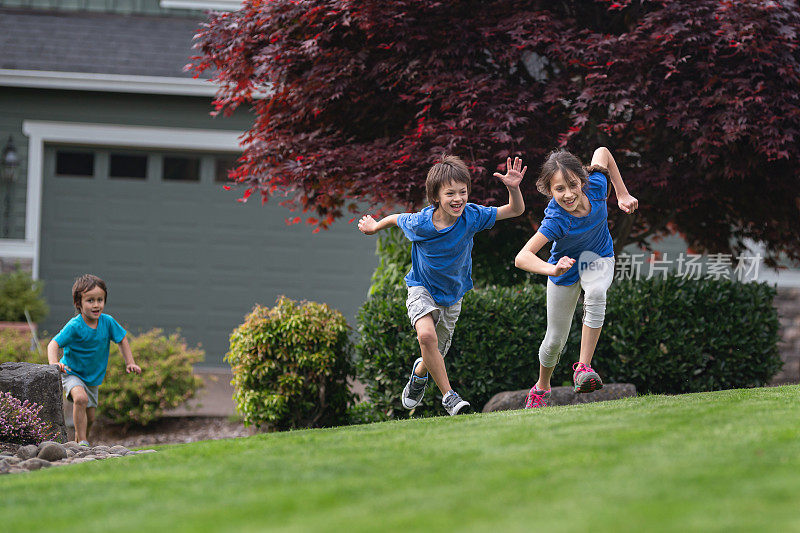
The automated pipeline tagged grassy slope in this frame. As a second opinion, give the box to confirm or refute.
[2,386,798,533]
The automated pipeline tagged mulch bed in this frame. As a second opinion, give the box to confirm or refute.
[3,417,259,453]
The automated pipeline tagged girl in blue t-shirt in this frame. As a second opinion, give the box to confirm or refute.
[514,147,638,408]
[47,274,141,445]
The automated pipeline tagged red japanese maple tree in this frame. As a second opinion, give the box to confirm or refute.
[191,0,800,262]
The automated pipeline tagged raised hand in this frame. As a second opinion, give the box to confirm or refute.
[358,215,379,235]
[618,193,639,214]
[493,156,527,188]
[553,256,576,276]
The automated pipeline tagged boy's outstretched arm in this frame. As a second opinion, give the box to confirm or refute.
[118,336,141,374]
[358,214,399,235]
[591,147,638,214]
[515,232,575,277]
[493,157,526,221]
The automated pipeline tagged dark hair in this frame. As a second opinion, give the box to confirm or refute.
[426,155,471,206]
[72,274,107,311]
[536,149,589,197]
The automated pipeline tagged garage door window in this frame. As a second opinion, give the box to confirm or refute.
[55,151,94,178]
[163,156,200,182]
[110,153,148,179]
[215,156,239,183]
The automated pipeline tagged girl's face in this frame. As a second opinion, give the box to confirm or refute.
[436,180,469,219]
[549,170,584,213]
[79,286,106,323]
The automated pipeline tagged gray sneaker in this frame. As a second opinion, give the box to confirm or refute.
[401,357,428,409]
[442,390,470,416]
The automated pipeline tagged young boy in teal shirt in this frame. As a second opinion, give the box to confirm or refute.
[47,274,141,445]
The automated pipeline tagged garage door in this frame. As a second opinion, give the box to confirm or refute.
[39,144,377,365]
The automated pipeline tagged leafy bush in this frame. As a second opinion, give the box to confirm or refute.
[0,391,58,444]
[0,328,44,363]
[100,329,204,427]
[355,277,781,417]
[226,296,353,431]
[0,269,48,323]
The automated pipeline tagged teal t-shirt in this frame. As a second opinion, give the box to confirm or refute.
[54,314,127,386]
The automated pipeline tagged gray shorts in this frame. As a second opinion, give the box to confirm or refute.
[61,373,99,408]
[406,285,462,356]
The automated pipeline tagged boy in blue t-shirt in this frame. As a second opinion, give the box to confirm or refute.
[47,274,141,445]
[359,155,526,415]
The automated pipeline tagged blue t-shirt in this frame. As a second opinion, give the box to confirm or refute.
[539,171,614,286]
[397,203,497,306]
[54,313,127,386]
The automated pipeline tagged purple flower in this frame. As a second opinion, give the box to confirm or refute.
[0,391,58,445]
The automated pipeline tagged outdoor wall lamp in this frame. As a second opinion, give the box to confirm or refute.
[1,135,20,238]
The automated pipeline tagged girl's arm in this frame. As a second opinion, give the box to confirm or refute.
[591,147,638,214]
[493,157,526,221]
[358,214,399,235]
[118,336,141,374]
[514,232,576,277]
[46,339,68,373]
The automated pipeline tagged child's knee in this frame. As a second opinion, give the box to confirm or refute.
[539,339,564,368]
[417,328,438,349]
[71,387,89,407]
[582,300,607,328]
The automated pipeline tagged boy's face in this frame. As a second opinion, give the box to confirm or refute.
[436,180,469,218]
[79,286,106,321]
[549,170,584,213]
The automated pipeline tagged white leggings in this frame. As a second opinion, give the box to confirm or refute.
[539,257,615,368]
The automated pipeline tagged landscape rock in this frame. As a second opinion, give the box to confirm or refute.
[37,442,68,462]
[19,458,51,471]
[482,383,638,412]
[0,362,68,442]
[16,444,39,460]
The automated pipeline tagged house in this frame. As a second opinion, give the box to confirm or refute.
[0,0,377,365]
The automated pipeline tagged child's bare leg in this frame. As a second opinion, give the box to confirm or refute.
[414,314,451,395]
[86,407,96,441]
[70,386,89,442]
[536,364,556,391]
[579,324,602,365]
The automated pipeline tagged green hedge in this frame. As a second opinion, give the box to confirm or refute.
[227,297,353,431]
[355,277,781,418]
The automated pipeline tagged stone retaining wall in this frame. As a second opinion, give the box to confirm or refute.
[772,288,800,385]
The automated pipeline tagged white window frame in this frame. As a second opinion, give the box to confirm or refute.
[18,121,242,278]
[160,0,242,11]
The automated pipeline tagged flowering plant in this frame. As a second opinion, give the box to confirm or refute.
[0,391,58,445]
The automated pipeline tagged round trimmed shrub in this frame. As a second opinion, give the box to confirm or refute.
[101,329,204,427]
[226,296,353,431]
[0,269,48,323]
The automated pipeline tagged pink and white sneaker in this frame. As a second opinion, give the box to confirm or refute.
[524,386,551,409]
[573,362,603,393]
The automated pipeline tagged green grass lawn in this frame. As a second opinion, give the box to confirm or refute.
[2,385,799,533]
